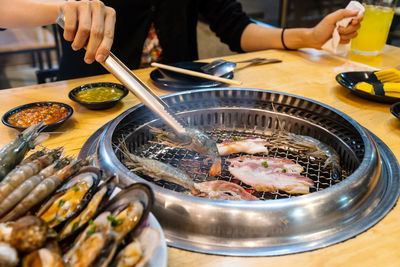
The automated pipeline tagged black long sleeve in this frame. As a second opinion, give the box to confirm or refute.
[199,0,251,53]
[58,0,251,80]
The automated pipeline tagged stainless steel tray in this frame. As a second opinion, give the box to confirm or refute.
[79,88,400,256]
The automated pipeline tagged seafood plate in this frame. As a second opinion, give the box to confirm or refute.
[0,130,166,267]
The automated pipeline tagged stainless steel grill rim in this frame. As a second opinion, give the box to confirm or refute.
[82,88,400,256]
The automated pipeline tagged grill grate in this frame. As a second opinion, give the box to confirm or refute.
[110,89,364,200]
[114,129,350,200]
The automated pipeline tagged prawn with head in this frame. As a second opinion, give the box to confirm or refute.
[149,126,221,177]
[267,103,342,179]
[265,130,342,179]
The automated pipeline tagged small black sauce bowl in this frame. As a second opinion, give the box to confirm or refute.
[2,101,73,131]
[390,102,400,119]
[69,82,129,110]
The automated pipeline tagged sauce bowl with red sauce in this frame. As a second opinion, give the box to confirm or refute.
[2,102,73,131]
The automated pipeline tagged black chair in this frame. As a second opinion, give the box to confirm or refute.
[35,68,59,84]
[35,24,62,84]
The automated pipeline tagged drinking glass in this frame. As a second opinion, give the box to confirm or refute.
[351,0,397,56]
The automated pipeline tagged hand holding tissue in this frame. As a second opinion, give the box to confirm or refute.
[322,1,365,55]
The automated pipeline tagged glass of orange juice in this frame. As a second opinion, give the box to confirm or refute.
[351,0,397,56]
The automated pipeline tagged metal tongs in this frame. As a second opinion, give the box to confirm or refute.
[56,13,187,136]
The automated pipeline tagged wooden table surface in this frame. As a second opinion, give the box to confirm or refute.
[1,46,400,266]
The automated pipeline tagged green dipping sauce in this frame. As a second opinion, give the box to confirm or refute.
[75,87,124,102]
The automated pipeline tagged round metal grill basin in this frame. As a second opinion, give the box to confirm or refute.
[80,88,400,256]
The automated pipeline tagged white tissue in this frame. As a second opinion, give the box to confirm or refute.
[322,1,365,55]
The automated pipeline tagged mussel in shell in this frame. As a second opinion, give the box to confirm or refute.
[114,227,160,267]
[63,183,153,267]
[22,240,64,267]
[22,248,65,267]
[0,242,18,267]
[9,216,47,253]
[104,183,153,236]
[88,201,145,267]
[63,212,112,267]
[37,167,101,229]
[59,175,117,241]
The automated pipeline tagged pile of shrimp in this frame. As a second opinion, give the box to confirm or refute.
[0,123,92,222]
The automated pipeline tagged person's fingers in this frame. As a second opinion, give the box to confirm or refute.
[95,7,116,62]
[338,23,361,35]
[351,13,364,25]
[61,0,115,64]
[339,32,358,43]
[324,9,359,25]
[62,1,78,42]
[84,1,105,64]
[71,0,91,53]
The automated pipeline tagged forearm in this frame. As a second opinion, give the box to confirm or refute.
[240,23,316,51]
[0,0,62,28]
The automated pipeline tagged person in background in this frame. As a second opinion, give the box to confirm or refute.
[58,0,362,81]
[0,0,116,65]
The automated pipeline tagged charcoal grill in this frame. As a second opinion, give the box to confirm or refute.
[80,88,400,256]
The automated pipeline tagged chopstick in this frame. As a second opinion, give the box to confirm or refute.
[150,62,243,86]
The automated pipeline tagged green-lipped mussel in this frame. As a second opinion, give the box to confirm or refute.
[37,166,100,229]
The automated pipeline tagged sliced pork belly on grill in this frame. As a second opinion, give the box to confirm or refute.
[193,180,258,201]
[227,156,313,194]
[217,137,269,156]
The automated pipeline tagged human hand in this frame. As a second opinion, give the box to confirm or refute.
[310,9,363,49]
[59,0,116,64]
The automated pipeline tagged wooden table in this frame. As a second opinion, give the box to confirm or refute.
[0,26,60,79]
[0,27,55,54]
[1,46,400,267]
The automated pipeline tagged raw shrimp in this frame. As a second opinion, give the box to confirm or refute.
[1,157,92,222]
[0,158,71,217]
[19,149,47,165]
[1,148,47,180]
[149,126,221,176]
[266,131,342,179]
[0,147,63,204]
[0,122,48,180]
[267,103,341,179]
[120,142,195,190]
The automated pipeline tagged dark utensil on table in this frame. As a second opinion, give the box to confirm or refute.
[151,62,242,85]
[201,58,282,76]
[150,62,234,90]
[56,13,187,137]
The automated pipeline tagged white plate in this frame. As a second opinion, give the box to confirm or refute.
[146,213,168,267]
